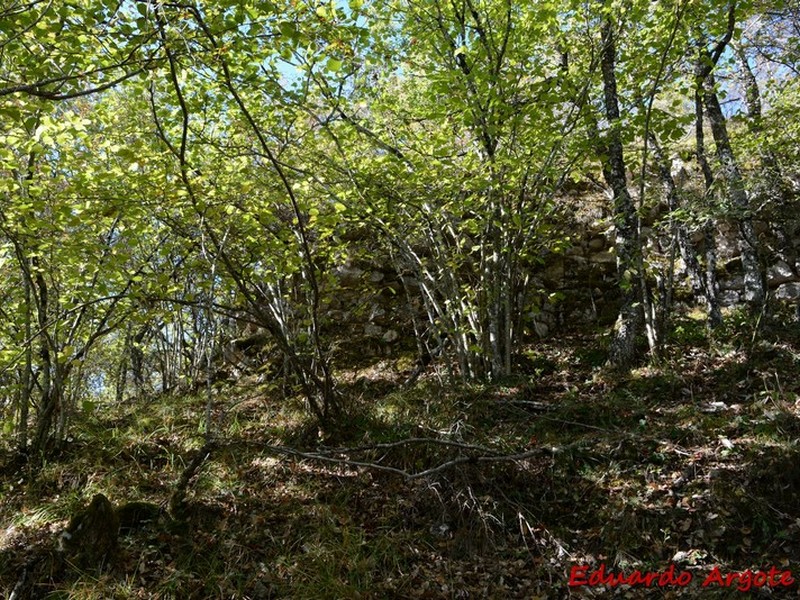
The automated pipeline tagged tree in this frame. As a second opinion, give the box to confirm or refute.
[313,0,587,380]
[694,1,766,308]
[597,11,641,366]
[0,94,166,458]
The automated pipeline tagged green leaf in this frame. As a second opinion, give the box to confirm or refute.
[326,58,343,72]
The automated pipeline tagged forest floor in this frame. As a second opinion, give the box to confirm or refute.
[2,309,800,599]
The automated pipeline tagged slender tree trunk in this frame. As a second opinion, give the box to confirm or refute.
[702,72,765,307]
[704,223,723,316]
[600,18,640,367]
[17,276,32,453]
[734,45,762,123]
[650,135,708,315]
[694,80,715,190]
[56,362,81,450]
[735,44,794,270]
[130,325,148,395]
[734,45,779,181]
[693,67,723,328]
[115,329,129,404]
[31,267,53,458]
[32,362,66,459]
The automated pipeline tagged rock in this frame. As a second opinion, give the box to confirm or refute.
[532,321,549,338]
[364,324,383,337]
[589,251,616,264]
[754,221,770,236]
[775,282,800,300]
[719,275,744,291]
[382,329,399,343]
[574,307,598,322]
[768,261,796,287]
[671,157,689,187]
[368,270,385,283]
[379,281,402,295]
[251,581,274,600]
[59,493,119,570]
[588,236,606,251]
[566,254,588,265]
[719,290,741,306]
[400,276,420,289]
[543,262,565,282]
[334,265,363,286]
[368,305,386,321]
[533,309,556,327]
[716,228,739,258]
[722,257,742,274]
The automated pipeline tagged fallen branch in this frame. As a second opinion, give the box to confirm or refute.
[166,435,578,515]
[232,438,571,481]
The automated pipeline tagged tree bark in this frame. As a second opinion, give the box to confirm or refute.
[17,262,32,453]
[735,43,794,270]
[693,69,723,327]
[600,18,640,367]
[650,135,707,305]
[702,71,765,307]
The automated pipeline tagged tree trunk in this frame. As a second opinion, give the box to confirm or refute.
[735,44,794,270]
[734,44,762,123]
[693,75,723,327]
[31,267,52,459]
[17,275,32,454]
[650,135,707,313]
[115,334,129,404]
[32,367,62,459]
[702,72,765,307]
[129,324,149,395]
[600,18,640,367]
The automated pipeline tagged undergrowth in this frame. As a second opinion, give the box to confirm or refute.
[1,308,799,598]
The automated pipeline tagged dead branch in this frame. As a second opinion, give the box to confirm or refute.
[233,438,570,481]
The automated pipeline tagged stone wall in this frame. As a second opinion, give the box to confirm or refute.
[324,259,412,358]
[322,214,800,358]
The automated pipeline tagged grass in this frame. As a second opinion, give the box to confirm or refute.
[1,308,800,597]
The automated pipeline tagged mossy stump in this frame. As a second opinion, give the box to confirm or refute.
[60,493,119,570]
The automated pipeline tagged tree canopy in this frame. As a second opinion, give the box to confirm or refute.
[1,0,798,450]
